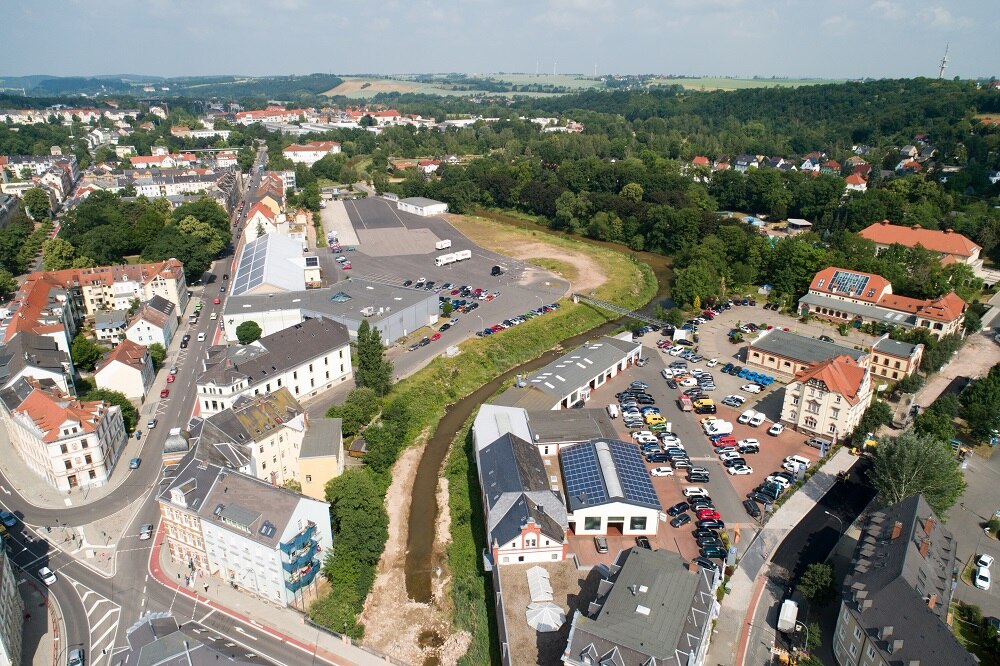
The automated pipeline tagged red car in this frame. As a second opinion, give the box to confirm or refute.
[430,333,441,341]
[213,298,221,304]
[342,263,352,270]
[160,388,170,398]
[473,288,483,296]
[490,325,503,332]
[697,509,722,521]
[166,375,175,383]
[451,289,460,295]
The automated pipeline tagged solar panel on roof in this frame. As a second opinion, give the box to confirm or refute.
[829,270,870,296]
[560,443,608,506]
[607,440,660,508]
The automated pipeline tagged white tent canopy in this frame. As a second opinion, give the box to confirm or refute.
[526,602,566,632]
[526,567,553,602]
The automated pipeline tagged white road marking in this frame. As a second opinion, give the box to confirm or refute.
[234,627,258,641]
[0,486,10,495]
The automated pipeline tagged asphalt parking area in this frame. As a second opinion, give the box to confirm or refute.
[344,197,409,229]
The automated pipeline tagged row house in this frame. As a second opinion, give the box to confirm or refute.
[129,153,197,169]
[0,272,81,354]
[158,450,332,607]
[0,377,127,493]
[40,259,189,318]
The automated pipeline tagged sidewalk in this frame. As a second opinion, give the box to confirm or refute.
[18,576,61,666]
[705,447,858,666]
[149,528,403,666]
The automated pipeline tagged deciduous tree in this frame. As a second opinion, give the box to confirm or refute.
[235,320,263,345]
[355,320,393,397]
[867,430,965,515]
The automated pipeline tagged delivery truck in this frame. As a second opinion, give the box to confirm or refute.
[777,599,799,633]
[435,239,452,250]
[454,249,472,262]
[435,253,456,267]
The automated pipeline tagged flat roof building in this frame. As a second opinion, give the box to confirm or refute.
[746,328,868,378]
[396,196,448,217]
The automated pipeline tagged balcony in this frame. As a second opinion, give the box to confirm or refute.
[282,540,318,571]
[279,521,316,555]
[285,559,319,592]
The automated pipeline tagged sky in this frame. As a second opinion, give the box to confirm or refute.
[5,0,999,79]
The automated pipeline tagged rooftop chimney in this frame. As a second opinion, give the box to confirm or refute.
[891,521,903,540]
[891,639,904,653]
[924,516,936,536]
[927,593,937,610]
[919,537,930,559]
[881,626,894,639]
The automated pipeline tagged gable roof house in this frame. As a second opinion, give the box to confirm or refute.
[476,433,569,567]
[562,547,720,666]
[94,339,154,400]
[780,355,873,439]
[124,295,178,348]
[858,220,983,270]
[845,173,868,192]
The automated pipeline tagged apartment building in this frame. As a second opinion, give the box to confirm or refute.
[0,549,23,666]
[196,318,351,416]
[281,141,341,166]
[870,336,923,382]
[0,377,127,492]
[0,272,81,354]
[780,355,873,441]
[94,340,155,400]
[124,296,177,348]
[0,332,75,395]
[40,259,189,317]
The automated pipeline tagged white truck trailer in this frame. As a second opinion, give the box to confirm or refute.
[435,253,457,267]
[435,239,452,250]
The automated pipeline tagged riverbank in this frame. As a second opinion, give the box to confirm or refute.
[356,213,657,664]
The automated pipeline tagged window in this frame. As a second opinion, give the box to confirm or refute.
[81,439,88,449]
[525,536,536,548]
[293,371,298,380]
[84,454,92,465]
[60,444,68,454]
[849,643,857,657]
[305,475,312,482]
[792,397,799,406]
[853,627,862,640]
[65,460,72,470]
[894,360,901,369]
[831,408,840,418]
[630,516,647,531]
[584,517,602,531]
[89,470,96,479]
[866,646,876,659]
[828,423,837,434]
[892,371,898,379]
[805,416,817,429]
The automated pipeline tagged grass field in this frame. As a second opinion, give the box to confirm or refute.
[324,73,603,98]
[649,77,844,91]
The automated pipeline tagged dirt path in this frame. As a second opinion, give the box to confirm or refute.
[448,214,607,293]
[359,445,471,666]
[917,331,1000,406]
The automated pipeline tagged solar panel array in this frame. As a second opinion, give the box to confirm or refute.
[560,443,608,506]
[559,440,661,509]
[231,237,270,296]
[829,270,870,296]
[606,440,661,508]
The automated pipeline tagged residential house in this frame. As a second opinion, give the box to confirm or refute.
[895,160,922,174]
[94,340,154,400]
[297,417,344,501]
[0,272,81,354]
[0,333,75,395]
[281,141,341,166]
[195,318,352,416]
[734,154,760,173]
[124,295,177,348]
[235,106,312,125]
[870,336,923,382]
[691,155,711,168]
[93,309,129,346]
[820,160,842,176]
[798,267,967,338]
[38,259,189,317]
[833,496,975,666]
[476,432,568,567]
[800,157,822,173]
[899,145,919,159]
[780,355,873,441]
[158,449,332,607]
[0,377,127,492]
[845,173,868,192]
[418,159,440,174]
[562,547,719,666]
[243,202,281,241]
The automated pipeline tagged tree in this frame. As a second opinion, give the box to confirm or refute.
[959,364,1000,443]
[282,479,302,493]
[22,188,51,220]
[442,300,453,317]
[354,320,393,397]
[41,237,78,270]
[867,430,965,515]
[236,320,263,345]
[83,388,138,432]
[620,182,644,203]
[0,269,16,299]
[70,334,103,372]
[147,343,166,370]
[851,400,892,444]
[797,563,835,605]
[963,309,983,334]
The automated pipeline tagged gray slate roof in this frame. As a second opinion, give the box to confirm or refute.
[197,317,349,388]
[841,495,975,665]
[872,337,920,358]
[750,328,867,365]
[0,332,71,385]
[477,433,567,547]
[527,408,619,444]
[300,417,342,459]
[564,547,717,666]
[94,309,128,329]
[798,292,920,328]
[194,388,304,468]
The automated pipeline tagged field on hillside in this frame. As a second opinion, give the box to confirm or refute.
[649,77,845,91]
[323,78,473,98]
[323,73,604,98]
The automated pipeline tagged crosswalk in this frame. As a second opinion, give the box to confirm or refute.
[71,579,121,666]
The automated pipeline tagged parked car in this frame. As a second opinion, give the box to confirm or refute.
[670,513,692,528]
[635,536,652,550]
[67,647,85,666]
[650,466,674,477]
[0,512,16,528]
[742,383,763,394]
[594,536,609,553]
[728,465,753,475]
[139,524,154,540]
[768,423,786,436]
[743,499,762,518]
[129,458,141,470]
[693,556,720,572]
[667,501,689,516]
[975,566,992,591]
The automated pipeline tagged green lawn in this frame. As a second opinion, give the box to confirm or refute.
[649,77,845,91]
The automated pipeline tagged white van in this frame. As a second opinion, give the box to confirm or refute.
[784,455,811,469]
[606,404,619,419]
[738,409,757,424]
[704,420,734,436]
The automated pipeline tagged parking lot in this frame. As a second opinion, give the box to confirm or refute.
[568,331,822,567]
[948,448,1000,619]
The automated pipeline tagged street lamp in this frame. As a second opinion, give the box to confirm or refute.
[795,620,810,652]
[824,510,845,534]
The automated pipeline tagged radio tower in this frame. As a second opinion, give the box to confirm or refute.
[938,43,949,79]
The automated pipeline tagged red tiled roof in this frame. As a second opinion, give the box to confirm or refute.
[877,291,966,323]
[283,141,340,153]
[858,221,981,258]
[691,156,710,166]
[845,174,867,185]
[809,267,891,303]
[96,339,148,373]
[793,356,868,405]
[14,388,105,443]
[246,202,275,221]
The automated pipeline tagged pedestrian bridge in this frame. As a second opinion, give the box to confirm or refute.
[572,293,668,328]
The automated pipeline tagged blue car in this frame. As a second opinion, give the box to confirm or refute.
[0,512,15,528]
[482,328,493,336]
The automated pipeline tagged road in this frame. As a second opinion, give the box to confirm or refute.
[0,146,339,666]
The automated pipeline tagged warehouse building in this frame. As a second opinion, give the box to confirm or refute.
[396,196,448,217]
[746,328,868,378]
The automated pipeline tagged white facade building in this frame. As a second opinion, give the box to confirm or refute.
[94,340,155,401]
[396,197,449,217]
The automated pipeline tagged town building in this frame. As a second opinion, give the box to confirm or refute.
[798,267,966,338]
[786,218,813,235]
[0,378,127,492]
[0,272,81,354]
[859,220,983,270]
[124,295,178,348]
[93,309,129,346]
[235,106,313,125]
[845,173,868,192]
[746,328,868,378]
[493,336,642,411]
[196,318,351,416]
[0,549,23,666]
[559,439,662,537]
[281,141,341,165]
[94,340,154,400]
[562,547,719,666]
[833,495,975,666]
[780,355,873,441]
[396,197,449,217]
[297,417,344,501]
[37,259,189,317]
[158,449,332,607]
[476,432,568,567]
[870,336,923,382]
[0,333,75,395]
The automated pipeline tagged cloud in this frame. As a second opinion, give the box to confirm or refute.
[822,15,854,35]
[917,7,972,30]
[869,1,904,21]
